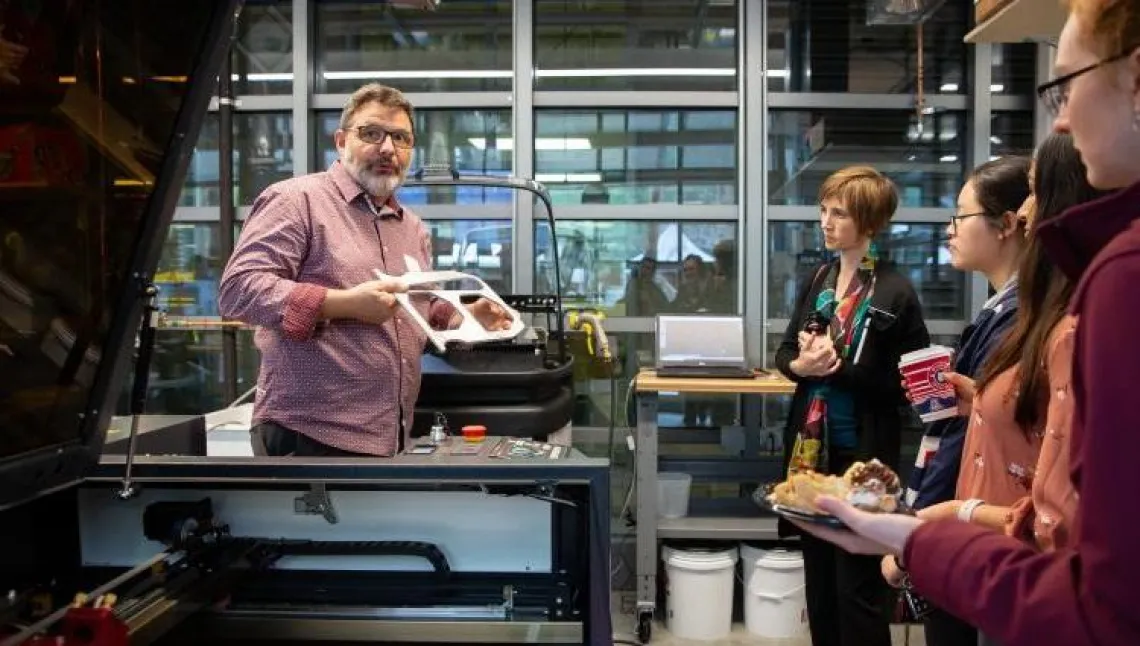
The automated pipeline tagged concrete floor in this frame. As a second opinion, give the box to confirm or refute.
[610,592,929,646]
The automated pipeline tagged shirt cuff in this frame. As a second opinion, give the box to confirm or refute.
[282,283,328,341]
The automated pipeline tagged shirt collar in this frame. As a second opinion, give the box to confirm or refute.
[328,160,405,220]
[983,273,1018,311]
[1037,179,1140,281]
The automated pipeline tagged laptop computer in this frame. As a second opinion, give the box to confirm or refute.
[655,314,754,379]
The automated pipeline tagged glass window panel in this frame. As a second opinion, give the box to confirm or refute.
[535,109,737,205]
[991,111,1037,158]
[232,0,293,96]
[128,329,260,417]
[0,0,225,461]
[569,332,738,429]
[423,219,513,292]
[767,221,965,320]
[768,0,971,93]
[315,109,513,204]
[535,220,739,315]
[313,1,512,94]
[534,0,737,92]
[991,43,1038,96]
[181,114,220,206]
[178,112,294,207]
[769,110,965,208]
[155,224,224,317]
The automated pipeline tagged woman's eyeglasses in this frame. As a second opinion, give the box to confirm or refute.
[1036,48,1135,116]
[949,211,987,235]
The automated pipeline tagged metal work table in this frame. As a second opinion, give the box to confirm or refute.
[633,370,797,641]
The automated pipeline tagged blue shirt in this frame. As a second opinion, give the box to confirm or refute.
[904,277,1019,509]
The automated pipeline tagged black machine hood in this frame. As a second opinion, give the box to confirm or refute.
[0,0,242,511]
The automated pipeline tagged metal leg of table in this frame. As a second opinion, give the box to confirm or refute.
[635,391,659,643]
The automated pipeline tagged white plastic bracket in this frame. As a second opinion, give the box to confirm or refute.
[374,268,525,353]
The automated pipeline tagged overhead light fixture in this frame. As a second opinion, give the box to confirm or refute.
[866,0,948,25]
[535,173,602,183]
[468,137,592,151]
[388,0,441,10]
[237,68,739,82]
[990,83,1005,92]
[940,154,959,163]
[534,68,736,78]
[940,82,959,92]
[235,72,293,82]
[324,70,512,80]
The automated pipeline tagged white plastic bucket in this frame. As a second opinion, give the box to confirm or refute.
[662,545,738,641]
[744,548,809,640]
[740,542,767,593]
[657,472,692,518]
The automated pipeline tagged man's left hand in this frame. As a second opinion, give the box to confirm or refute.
[465,298,512,331]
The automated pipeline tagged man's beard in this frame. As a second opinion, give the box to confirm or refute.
[342,147,406,199]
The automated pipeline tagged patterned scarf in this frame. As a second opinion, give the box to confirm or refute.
[788,246,879,476]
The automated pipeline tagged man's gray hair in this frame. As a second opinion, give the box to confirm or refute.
[338,83,415,131]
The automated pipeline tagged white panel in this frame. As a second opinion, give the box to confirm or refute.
[78,487,552,573]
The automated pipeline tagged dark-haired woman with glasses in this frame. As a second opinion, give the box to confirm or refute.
[882,155,1031,646]
[775,165,930,646]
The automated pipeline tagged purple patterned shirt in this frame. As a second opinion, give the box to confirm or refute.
[218,161,451,456]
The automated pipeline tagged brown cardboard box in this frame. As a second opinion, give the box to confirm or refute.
[975,0,1015,24]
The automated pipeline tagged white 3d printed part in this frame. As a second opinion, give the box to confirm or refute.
[373,268,524,352]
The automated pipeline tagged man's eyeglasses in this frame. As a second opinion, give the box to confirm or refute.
[350,124,414,149]
[1037,48,1136,116]
[949,211,987,235]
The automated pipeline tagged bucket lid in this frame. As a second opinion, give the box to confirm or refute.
[663,546,738,571]
[739,542,767,560]
[756,548,804,570]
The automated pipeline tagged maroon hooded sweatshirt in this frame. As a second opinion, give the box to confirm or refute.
[902,178,1140,646]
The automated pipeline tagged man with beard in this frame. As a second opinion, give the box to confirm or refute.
[218,84,509,457]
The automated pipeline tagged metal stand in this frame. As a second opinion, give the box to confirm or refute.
[116,283,160,501]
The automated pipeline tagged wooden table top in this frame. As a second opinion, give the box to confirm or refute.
[634,369,797,395]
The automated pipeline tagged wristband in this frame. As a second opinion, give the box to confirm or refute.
[958,498,985,523]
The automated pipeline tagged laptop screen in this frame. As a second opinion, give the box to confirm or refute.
[656,315,747,367]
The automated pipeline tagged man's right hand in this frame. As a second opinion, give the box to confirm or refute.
[322,278,408,324]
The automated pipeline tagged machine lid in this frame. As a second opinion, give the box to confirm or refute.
[0,0,241,511]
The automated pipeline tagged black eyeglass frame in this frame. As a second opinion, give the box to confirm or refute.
[1036,46,1138,116]
[349,124,415,149]
[949,211,988,235]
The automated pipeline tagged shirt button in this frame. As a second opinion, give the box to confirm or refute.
[384,246,390,253]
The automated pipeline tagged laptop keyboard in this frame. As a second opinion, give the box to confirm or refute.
[657,366,754,378]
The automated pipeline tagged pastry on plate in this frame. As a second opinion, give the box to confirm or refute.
[768,459,901,515]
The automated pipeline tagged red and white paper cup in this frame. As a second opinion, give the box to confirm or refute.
[899,346,958,423]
